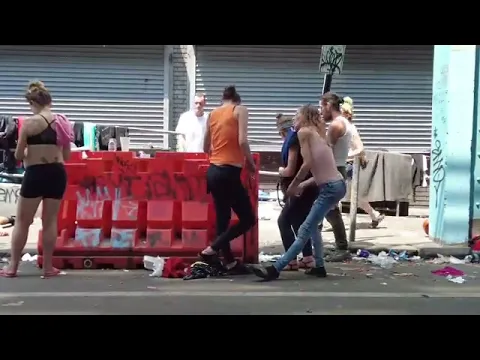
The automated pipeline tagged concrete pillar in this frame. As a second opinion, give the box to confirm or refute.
[429,45,479,245]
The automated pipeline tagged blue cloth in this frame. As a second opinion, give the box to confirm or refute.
[281,128,297,166]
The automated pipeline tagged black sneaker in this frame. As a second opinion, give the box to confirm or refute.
[325,250,351,263]
[305,267,327,278]
[252,265,279,281]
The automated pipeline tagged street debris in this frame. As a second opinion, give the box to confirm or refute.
[393,273,415,277]
[143,256,189,279]
[143,256,165,278]
[446,275,466,284]
[2,301,24,307]
[21,253,37,263]
[353,251,397,269]
[353,249,420,269]
[432,266,466,284]
[259,252,281,263]
[432,266,465,277]
[429,254,472,265]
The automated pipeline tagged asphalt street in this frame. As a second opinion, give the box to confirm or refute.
[1,260,479,315]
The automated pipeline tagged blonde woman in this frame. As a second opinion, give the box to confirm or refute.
[341,97,384,229]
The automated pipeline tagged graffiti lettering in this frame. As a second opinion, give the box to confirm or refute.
[431,131,446,208]
[0,187,20,205]
[145,172,175,200]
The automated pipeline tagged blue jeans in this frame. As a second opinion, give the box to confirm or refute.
[273,180,347,271]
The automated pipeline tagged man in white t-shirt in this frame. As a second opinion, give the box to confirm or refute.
[175,93,208,153]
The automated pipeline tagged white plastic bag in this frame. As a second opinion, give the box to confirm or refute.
[143,256,165,278]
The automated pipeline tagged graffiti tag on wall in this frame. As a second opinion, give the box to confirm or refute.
[432,128,446,208]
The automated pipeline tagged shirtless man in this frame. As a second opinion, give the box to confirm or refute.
[253,104,347,281]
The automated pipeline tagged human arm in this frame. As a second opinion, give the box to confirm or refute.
[62,143,71,161]
[175,113,187,152]
[288,128,311,187]
[203,114,211,154]
[237,105,255,172]
[279,146,299,178]
[14,120,28,161]
[327,118,346,147]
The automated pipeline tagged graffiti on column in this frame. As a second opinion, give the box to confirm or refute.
[432,128,446,208]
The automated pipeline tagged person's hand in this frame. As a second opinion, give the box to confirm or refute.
[295,181,307,197]
[287,182,301,197]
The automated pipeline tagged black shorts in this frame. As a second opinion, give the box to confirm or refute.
[20,163,67,200]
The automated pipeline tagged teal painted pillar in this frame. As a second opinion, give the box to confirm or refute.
[430,45,479,245]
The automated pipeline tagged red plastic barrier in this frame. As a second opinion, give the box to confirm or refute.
[37,152,259,269]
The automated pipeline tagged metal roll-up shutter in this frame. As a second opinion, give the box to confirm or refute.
[195,45,433,153]
[0,45,167,149]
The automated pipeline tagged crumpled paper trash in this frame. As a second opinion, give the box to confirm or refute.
[143,256,165,278]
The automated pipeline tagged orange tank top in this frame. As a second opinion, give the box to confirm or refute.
[209,105,244,166]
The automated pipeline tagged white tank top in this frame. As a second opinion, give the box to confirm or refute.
[330,116,353,167]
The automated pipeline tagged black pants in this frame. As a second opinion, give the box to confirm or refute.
[207,164,256,264]
[278,185,318,257]
[319,166,348,250]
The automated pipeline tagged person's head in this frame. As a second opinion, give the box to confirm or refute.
[222,85,239,104]
[276,114,293,140]
[233,93,242,105]
[341,96,354,122]
[294,104,326,137]
[194,92,206,117]
[320,92,343,122]
[25,80,52,114]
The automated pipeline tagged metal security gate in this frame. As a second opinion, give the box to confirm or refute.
[195,45,433,153]
[0,45,168,149]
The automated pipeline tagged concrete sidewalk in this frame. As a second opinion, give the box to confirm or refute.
[0,205,470,259]
[258,203,469,259]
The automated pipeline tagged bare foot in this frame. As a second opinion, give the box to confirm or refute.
[0,266,17,278]
[41,268,63,279]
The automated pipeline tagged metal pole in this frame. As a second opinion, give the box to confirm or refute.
[323,74,333,95]
[348,156,361,243]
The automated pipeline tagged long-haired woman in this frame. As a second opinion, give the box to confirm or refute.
[1,81,71,278]
[341,97,384,228]
[276,114,318,270]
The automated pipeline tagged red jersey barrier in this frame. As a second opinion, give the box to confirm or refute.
[37,151,260,270]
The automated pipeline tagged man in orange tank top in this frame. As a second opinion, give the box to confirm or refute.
[199,86,256,275]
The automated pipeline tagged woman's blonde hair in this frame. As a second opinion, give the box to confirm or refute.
[25,80,52,107]
[341,96,354,120]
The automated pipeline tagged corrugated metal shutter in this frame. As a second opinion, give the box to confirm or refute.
[0,45,167,149]
[195,45,433,153]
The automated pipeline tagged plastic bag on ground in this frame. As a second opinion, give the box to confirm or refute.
[368,251,397,269]
[143,256,165,278]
